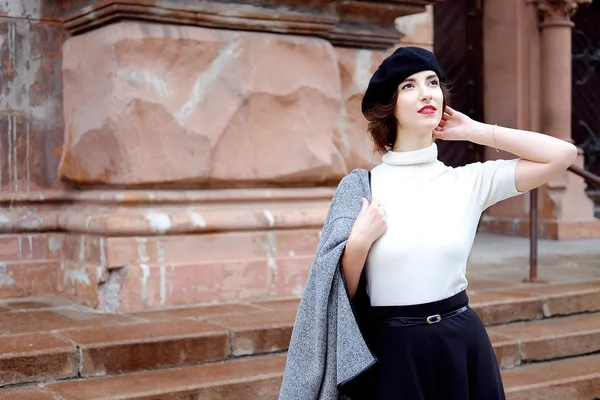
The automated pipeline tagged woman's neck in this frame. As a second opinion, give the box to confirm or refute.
[392,136,435,152]
[392,126,435,152]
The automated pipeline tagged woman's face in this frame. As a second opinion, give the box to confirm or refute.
[394,70,443,133]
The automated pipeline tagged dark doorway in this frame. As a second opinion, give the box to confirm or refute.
[572,1,600,212]
[433,0,484,167]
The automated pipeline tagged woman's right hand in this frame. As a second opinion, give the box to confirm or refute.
[348,197,387,247]
[341,197,387,298]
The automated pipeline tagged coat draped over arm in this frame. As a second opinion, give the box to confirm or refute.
[279,169,377,400]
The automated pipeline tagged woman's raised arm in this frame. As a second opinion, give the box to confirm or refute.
[434,106,577,193]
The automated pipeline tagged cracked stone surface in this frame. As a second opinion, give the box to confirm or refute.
[59,21,347,187]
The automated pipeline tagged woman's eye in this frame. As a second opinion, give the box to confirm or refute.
[430,80,439,86]
[402,83,413,90]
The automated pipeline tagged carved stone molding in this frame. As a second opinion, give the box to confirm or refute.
[0,187,335,234]
[533,0,592,23]
[58,0,443,49]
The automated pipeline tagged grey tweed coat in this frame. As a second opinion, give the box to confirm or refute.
[279,169,377,400]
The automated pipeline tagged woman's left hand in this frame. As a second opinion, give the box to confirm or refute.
[433,106,481,141]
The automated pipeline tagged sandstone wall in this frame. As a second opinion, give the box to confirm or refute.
[0,1,66,300]
[0,1,65,192]
[1,2,435,310]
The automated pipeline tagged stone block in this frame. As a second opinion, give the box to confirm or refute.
[0,307,134,335]
[522,331,600,362]
[60,21,346,187]
[41,354,286,400]
[0,386,58,400]
[0,234,59,262]
[103,229,320,268]
[0,260,58,299]
[518,282,600,316]
[544,289,600,316]
[60,234,106,267]
[334,47,389,171]
[269,255,313,298]
[503,354,600,400]
[0,18,64,191]
[58,319,230,376]
[488,313,600,363]
[470,291,544,325]
[395,5,434,46]
[107,254,314,311]
[0,332,78,385]
[116,260,274,311]
[130,303,259,321]
[203,309,296,356]
[491,338,521,369]
[0,1,48,19]
[56,261,101,308]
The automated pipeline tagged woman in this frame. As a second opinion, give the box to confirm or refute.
[279,46,576,400]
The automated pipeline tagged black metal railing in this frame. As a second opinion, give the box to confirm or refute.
[527,164,600,282]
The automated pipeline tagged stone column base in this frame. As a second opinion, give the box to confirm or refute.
[2,188,332,312]
[479,216,600,240]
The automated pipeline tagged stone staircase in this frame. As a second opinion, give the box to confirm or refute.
[1,280,600,400]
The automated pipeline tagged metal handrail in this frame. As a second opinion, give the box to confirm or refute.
[568,164,600,188]
[528,164,600,282]
[528,188,539,282]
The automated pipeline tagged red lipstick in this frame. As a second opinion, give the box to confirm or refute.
[418,105,437,114]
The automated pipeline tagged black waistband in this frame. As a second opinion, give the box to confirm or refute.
[370,290,469,320]
[380,305,469,327]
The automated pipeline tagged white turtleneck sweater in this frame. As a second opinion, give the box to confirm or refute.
[366,143,523,306]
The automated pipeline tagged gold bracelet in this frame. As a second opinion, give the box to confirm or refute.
[492,124,499,153]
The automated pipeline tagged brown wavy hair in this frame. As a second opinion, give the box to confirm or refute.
[363,83,451,154]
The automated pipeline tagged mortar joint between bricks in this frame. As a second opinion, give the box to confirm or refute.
[228,330,235,359]
[54,332,84,378]
[541,299,552,318]
[516,340,523,367]
[77,345,84,377]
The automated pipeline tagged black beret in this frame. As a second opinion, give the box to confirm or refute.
[361,46,443,115]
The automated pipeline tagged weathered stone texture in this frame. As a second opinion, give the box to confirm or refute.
[334,47,389,171]
[394,4,434,48]
[0,17,64,192]
[0,0,44,19]
[0,0,94,20]
[0,233,62,299]
[60,22,347,187]
[54,229,319,311]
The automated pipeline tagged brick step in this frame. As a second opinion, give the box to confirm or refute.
[2,386,58,400]
[503,353,600,400]
[469,281,600,325]
[3,353,599,400]
[2,294,600,388]
[0,297,296,385]
[490,312,600,368]
[7,354,287,400]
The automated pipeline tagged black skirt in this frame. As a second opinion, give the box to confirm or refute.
[345,290,505,400]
